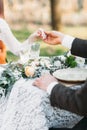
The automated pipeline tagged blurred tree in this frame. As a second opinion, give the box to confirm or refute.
[0,0,4,18]
[50,0,61,30]
[8,0,13,6]
[78,0,83,11]
[18,0,23,4]
[7,0,23,7]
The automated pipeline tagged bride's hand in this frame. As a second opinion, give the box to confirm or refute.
[28,32,38,44]
[28,28,47,44]
[28,28,43,44]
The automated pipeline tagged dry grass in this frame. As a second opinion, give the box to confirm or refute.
[61,25,87,39]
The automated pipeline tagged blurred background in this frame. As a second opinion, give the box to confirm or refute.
[3,0,87,56]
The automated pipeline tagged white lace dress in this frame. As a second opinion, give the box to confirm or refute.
[0,78,82,130]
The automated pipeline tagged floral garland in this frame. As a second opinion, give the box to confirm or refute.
[0,53,85,97]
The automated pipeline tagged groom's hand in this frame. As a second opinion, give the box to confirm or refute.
[43,31,62,45]
[33,74,58,91]
[36,29,65,45]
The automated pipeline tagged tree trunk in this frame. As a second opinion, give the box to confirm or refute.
[50,0,61,30]
[0,0,4,18]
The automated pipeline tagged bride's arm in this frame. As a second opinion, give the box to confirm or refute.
[23,30,40,45]
[0,17,42,56]
[0,18,22,55]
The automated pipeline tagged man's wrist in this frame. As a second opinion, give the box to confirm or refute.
[62,35,75,49]
[47,82,58,95]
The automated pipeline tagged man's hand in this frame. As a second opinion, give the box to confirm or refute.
[43,31,62,45]
[33,74,58,91]
[37,29,65,45]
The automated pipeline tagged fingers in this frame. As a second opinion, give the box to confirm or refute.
[38,28,47,39]
[33,78,40,87]
[33,74,49,86]
[36,29,58,40]
[32,28,62,45]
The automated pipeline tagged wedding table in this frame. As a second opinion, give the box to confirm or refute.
[0,56,84,130]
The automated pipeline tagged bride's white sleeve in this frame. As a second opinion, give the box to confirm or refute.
[0,18,39,56]
[0,18,22,55]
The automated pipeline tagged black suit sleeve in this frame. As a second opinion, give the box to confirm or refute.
[50,37,87,116]
[71,38,87,58]
[50,81,87,116]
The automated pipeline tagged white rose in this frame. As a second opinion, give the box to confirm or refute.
[54,61,61,67]
[75,56,85,67]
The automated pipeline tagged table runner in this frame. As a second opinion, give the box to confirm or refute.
[0,78,82,130]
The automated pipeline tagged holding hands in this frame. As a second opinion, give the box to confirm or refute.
[36,28,65,45]
[29,28,65,45]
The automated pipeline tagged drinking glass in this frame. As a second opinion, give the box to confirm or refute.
[29,43,40,59]
[19,45,30,64]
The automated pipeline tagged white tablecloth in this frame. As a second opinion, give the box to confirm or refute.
[0,78,82,130]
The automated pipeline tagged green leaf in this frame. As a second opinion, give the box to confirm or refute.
[65,55,77,68]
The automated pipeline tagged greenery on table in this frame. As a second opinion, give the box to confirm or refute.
[65,55,77,68]
[6,51,19,63]
[1,27,84,97]
[0,63,22,96]
[0,53,78,97]
[0,69,16,96]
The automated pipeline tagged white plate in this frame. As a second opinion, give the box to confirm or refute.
[53,68,87,83]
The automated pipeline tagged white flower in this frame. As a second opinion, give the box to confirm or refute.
[67,51,71,57]
[59,55,66,62]
[54,60,61,67]
[41,70,50,75]
[75,56,85,67]
[40,60,45,66]
[40,58,50,67]
[32,59,40,67]
[0,67,5,76]
[3,80,8,85]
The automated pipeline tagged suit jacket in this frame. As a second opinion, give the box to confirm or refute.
[50,38,87,116]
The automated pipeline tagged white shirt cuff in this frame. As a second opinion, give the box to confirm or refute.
[62,35,75,49]
[47,82,58,95]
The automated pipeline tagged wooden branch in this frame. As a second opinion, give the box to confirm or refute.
[0,0,4,18]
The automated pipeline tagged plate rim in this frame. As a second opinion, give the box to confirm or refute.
[53,68,87,83]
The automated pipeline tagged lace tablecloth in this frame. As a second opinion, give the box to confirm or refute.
[0,78,82,130]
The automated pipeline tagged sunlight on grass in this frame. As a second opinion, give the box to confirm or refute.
[61,25,87,39]
[6,51,19,63]
[12,29,32,42]
[40,43,68,56]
